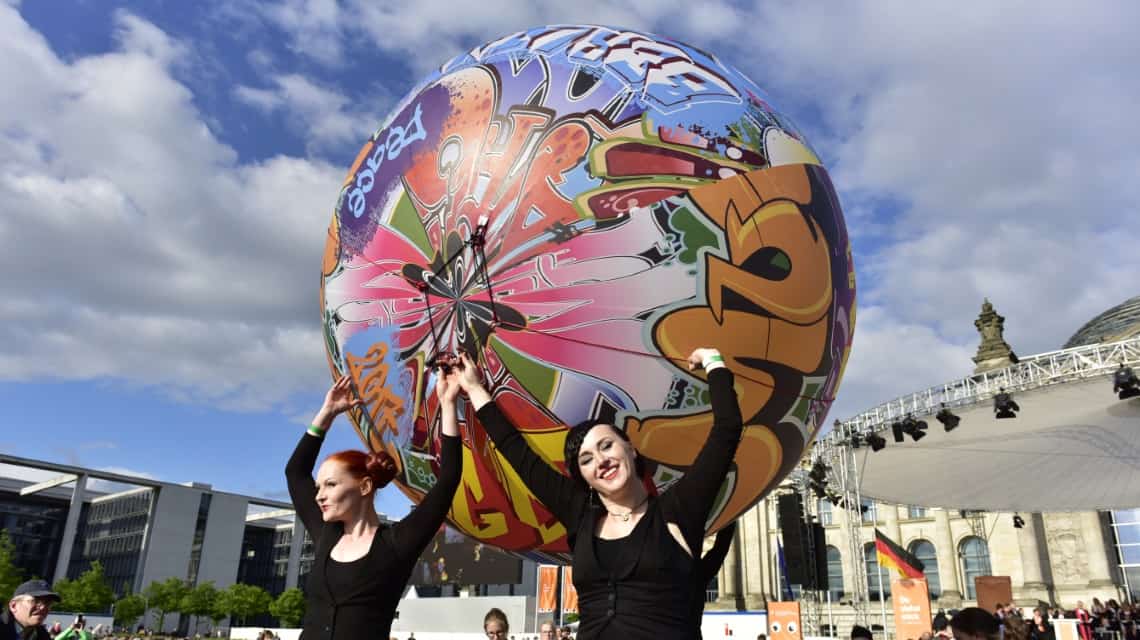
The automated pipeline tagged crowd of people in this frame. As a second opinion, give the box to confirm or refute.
[6,574,1140,640]
[5,347,1140,640]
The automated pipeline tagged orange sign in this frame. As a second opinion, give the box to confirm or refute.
[891,578,933,640]
[561,567,578,615]
[768,601,803,640]
[537,565,558,613]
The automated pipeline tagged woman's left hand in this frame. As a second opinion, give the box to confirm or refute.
[687,347,722,371]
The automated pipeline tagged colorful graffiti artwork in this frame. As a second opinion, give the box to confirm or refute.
[320,25,857,558]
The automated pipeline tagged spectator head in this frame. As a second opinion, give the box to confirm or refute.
[560,626,572,639]
[540,621,556,639]
[852,625,874,640]
[484,608,509,639]
[7,579,59,628]
[951,607,1002,640]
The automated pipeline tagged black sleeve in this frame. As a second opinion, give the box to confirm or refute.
[285,433,326,543]
[701,522,737,583]
[476,401,587,529]
[387,434,463,560]
[663,367,743,553]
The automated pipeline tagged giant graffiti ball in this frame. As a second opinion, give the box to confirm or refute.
[320,26,856,556]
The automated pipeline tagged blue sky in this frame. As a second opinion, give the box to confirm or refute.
[2,0,1138,517]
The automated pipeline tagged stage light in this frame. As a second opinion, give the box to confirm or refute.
[993,387,1020,419]
[891,420,905,443]
[1114,363,1140,400]
[936,404,961,432]
[866,432,887,452]
[902,416,928,442]
[1012,514,1026,529]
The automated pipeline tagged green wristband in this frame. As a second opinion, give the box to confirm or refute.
[307,425,326,438]
[703,354,725,368]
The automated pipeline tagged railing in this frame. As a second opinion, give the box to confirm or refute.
[823,335,1140,441]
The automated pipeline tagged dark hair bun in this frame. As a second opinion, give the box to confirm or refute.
[365,451,398,488]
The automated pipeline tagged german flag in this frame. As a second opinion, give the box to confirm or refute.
[875,529,925,579]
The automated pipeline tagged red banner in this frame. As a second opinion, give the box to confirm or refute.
[561,567,578,615]
[537,565,558,613]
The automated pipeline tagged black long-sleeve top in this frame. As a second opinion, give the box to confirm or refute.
[285,432,461,640]
[476,367,743,640]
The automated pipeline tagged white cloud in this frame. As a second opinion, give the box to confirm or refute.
[261,0,344,66]
[5,1,1137,430]
[724,2,1140,418]
[0,6,341,411]
[234,73,380,153]
[826,306,975,423]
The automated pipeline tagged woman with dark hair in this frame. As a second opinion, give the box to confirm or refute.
[454,347,742,639]
[286,374,463,640]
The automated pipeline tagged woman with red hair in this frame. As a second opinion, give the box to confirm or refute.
[286,372,462,640]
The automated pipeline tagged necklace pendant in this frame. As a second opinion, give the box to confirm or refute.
[621,513,631,522]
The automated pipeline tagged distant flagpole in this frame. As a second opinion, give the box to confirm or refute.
[877,560,888,636]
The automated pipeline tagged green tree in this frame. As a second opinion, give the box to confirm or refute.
[268,588,306,628]
[113,594,148,629]
[180,582,219,633]
[54,561,114,613]
[143,577,188,631]
[220,583,271,626]
[0,531,24,601]
[209,588,231,629]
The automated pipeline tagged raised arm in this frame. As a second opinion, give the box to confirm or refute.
[665,349,743,550]
[387,362,465,558]
[458,353,587,528]
[286,375,362,541]
[700,521,737,583]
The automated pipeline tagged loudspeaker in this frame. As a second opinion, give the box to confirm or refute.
[813,523,828,590]
[778,493,809,586]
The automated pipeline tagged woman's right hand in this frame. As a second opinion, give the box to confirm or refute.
[313,375,363,427]
[435,359,463,404]
[455,352,484,391]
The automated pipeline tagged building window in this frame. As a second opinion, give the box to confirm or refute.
[864,542,890,600]
[862,499,877,524]
[705,575,719,603]
[826,545,844,599]
[907,539,941,597]
[819,499,834,526]
[959,536,992,600]
[1112,510,1140,602]
[907,506,928,519]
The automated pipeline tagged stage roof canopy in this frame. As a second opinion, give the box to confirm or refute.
[828,336,1140,513]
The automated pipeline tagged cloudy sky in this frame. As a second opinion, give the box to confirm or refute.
[2,0,1137,515]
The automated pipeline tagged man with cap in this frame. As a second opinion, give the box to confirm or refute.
[2,579,60,640]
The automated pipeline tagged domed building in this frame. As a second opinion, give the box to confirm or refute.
[706,298,1140,636]
[1064,294,1140,348]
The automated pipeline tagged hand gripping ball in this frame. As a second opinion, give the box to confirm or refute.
[320,25,856,557]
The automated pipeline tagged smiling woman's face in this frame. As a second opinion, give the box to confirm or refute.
[576,424,638,496]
